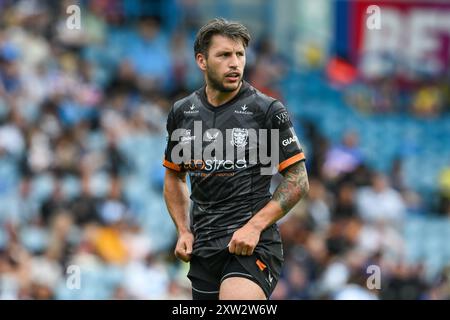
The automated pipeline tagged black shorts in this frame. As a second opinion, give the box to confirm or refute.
[187,225,283,300]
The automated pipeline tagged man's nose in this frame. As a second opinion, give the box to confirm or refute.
[229,53,239,68]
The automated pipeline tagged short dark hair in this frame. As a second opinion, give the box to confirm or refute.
[194,18,251,58]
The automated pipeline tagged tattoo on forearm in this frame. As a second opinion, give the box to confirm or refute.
[273,161,309,214]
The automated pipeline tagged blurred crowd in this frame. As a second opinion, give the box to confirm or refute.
[0,0,450,300]
[343,74,450,117]
[324,55,450,117]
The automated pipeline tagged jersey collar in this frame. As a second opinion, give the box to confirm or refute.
[198,80,250,112]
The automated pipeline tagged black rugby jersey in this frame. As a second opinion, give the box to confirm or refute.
[163,81,305,253]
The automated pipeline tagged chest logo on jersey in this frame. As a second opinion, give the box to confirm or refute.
[231,128,249,148]
[183,103,199,115]
[205,131,219,143]
[234,104,253,115]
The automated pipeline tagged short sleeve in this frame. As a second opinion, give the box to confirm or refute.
[266,101,305,172]
[162,108,182,172]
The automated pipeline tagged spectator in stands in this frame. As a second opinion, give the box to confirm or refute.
[356,173,406,225]
[322,131,364,181]
[39,174,69,226]
[126,16,172,92]
[249,38,287,100]
[332,182,357,221]
[304,178,331,231]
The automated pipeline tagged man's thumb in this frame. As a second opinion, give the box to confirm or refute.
[185,242,192,254]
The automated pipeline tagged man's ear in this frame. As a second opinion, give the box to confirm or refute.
[196,53,207,71]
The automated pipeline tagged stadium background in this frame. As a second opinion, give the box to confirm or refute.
[0,0,450,299]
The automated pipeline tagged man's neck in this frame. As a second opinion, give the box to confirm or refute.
[205,81,242,107]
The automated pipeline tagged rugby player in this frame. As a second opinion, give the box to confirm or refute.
[163,18,309,300]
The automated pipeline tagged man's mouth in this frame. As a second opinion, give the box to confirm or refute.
[225,72,240,82]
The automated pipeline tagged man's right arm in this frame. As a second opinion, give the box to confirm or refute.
[163,168,194,262]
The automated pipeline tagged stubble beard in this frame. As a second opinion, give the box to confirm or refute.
[206,66,241,93]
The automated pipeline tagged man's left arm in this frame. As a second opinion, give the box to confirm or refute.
[228,160,309,256]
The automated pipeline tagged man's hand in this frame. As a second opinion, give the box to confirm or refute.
[175,231,194,262]
[228,224,261,256]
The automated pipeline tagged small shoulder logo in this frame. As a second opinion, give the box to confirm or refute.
[282,135,298,147]
[275,111,290,124]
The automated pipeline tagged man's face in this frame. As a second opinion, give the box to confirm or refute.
[197,35,246,92]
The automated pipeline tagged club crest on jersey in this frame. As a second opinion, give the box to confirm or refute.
[231,128,248,148]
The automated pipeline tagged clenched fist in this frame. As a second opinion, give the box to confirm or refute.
[175,231,194,262]
[228,224,261,256]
